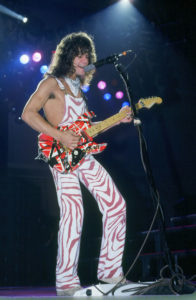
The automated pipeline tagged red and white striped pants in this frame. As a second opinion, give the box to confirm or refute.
[50,155,126,291]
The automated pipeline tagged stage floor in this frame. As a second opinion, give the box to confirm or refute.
[0,287,195,299]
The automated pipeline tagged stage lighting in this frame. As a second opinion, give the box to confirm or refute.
[115,91,124,99]
[103,93,112,101]
[121,0,130,4]
[40,65,48,74]
[19,54,30,64]
[0,4,28,23]
[82,85,90,93]
[23,17,28,23]
[97,81,107,90]
[122,101,130,107]
[32,52,42,62]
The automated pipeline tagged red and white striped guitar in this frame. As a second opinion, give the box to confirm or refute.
[36,97,162,173]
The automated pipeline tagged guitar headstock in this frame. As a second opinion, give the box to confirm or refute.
[137,97,163,109]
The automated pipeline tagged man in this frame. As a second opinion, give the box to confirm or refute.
[22,32,132,296]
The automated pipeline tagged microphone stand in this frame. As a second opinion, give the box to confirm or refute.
[113,60,195,295]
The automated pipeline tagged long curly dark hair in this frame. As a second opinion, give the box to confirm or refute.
[46,32,97,85]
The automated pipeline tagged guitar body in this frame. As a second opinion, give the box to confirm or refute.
[36,96,162,174]
[37,111,107,173]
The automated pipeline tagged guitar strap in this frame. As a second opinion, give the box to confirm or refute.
[80,88,89,111]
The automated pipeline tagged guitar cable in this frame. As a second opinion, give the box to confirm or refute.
[93,197,160,296]
[93,124,162,296]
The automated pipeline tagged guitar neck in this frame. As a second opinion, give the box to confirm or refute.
[85,96,162,138]
[86,107,131,138]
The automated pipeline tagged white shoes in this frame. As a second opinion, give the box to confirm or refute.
[56,286,82,296]
[100,276,128,284]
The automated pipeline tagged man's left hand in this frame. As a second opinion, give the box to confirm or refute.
[119,105,133,123]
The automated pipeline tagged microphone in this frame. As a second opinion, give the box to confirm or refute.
[84,49,133,72]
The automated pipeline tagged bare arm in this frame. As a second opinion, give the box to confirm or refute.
[22,77,80,149]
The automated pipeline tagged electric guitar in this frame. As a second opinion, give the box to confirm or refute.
[36,96,162,173]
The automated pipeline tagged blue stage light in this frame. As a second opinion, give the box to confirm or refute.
[122,101,130,107]
[103,93,112,101]
[40,65,48,74]
[82,85,90,93]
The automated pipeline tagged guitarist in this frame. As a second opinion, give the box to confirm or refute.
[22,32,132,296]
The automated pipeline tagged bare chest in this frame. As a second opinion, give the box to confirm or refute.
[43,88,65,127]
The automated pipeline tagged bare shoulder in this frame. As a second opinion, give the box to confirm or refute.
[22,76,60,114]
[36,76,58,93]
[29,76,61,104]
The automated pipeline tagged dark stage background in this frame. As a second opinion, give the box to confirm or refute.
[0,0,195,288]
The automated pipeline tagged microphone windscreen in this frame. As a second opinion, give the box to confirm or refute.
[84,64,95,72]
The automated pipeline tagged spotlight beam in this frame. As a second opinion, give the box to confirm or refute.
[0,4,28,23]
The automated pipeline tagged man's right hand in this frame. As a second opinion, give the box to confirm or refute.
[59,130,80,150]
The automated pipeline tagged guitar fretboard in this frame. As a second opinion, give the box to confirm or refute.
[85,96,162,138]
[86,107,130,138]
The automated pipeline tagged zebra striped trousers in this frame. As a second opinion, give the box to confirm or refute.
[50,155,126,291]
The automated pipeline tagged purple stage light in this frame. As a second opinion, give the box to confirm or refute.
[97,81,107,90]
[32,52,42,62]
[115,91,124,99]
